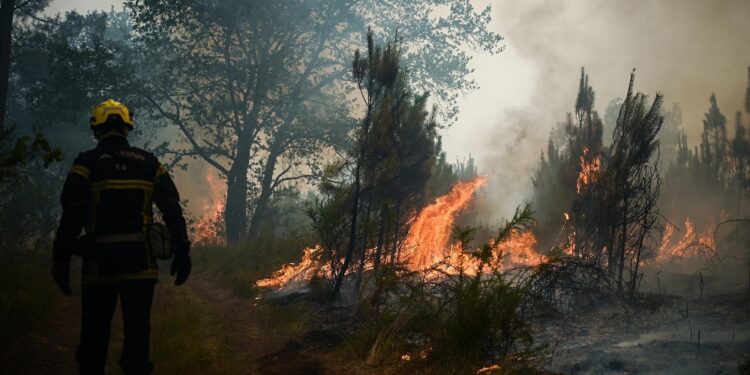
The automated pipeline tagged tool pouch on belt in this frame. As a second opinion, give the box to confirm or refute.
[146,223,173,260]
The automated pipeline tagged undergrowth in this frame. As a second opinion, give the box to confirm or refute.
[344,205,549,374]
[0,260,60,347]
[192,230,315,299]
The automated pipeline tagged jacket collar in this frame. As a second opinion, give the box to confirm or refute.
[96,134,130,149]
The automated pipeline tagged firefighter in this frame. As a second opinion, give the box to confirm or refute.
[51,99,192,375]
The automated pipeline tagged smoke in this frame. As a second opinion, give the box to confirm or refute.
[444,0,750,219]
[45,0,750,227]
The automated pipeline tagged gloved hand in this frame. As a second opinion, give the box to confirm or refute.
[170,253,191,286]
[52,262,72,295]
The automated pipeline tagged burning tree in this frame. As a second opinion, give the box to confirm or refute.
[312,32,440,301]
[570,71,663,296]
[532,69,664,298]
[531,68,606,254]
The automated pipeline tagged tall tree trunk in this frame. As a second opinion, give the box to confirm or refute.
[0,0,14,130]
[329,161,363,302]
[224,115,258,244]
[629,227,647,298]
[330,121,371,301]
[355,194,373,294]
[608,223,617,276]
[330,77,377,301]
[617,195,629,291]
[247,145,281,240]
[372,205,388,278]
[389,200,402,266]
[225,160,249,244]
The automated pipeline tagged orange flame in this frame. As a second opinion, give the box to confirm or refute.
[257,176,545,290]
[655,217,716,264]
[256,245,325,290]
[402,176,488,270]
[496,231,542,268]
[431,230,541,276]
[194,169,226,246]
[576,147,602,194]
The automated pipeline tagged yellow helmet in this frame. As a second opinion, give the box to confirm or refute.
[90,99,134,129]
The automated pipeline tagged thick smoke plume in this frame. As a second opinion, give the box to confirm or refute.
[446,0,750,219]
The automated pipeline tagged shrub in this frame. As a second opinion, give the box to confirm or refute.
[357,205,541,373]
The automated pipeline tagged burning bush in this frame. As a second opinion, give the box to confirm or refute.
[355,205,543,373]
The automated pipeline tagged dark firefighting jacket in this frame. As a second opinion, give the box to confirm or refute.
[53,135,189,284]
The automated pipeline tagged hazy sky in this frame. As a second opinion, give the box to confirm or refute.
[45,0,750,217]
[445,0,750,216]
[44,0,121,15]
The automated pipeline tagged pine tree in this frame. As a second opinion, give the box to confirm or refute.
[701,93,728,183]
[605,71,663,293]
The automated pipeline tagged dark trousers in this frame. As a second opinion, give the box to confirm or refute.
[77,280,156,375]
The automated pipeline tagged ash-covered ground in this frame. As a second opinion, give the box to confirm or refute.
[534,281,750,374]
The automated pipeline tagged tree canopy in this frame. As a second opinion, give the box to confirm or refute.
[125,0,503,243]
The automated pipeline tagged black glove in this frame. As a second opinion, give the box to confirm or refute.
[52,262,72,295]
[170,253,191,286]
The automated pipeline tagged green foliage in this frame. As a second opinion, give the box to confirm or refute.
[431,273,531,369]
[0,128,60,182]
[10,8,140,147]
[124,0,502,243]
[0,163,63,254]
[355,206,538,373]
[322,30,444,301]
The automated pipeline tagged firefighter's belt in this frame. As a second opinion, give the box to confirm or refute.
[92,233,144,244]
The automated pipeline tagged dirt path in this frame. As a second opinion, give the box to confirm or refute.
[186,273,285,374]
[188,274,338,374]
[0,272,334,374]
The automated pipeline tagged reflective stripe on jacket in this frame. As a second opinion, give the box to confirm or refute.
[53,135,188,284]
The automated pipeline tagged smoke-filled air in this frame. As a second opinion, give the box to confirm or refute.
[2,0,750,374]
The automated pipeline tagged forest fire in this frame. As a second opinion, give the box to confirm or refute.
[193,169,226,246]
[496,231,542,267]
[402,176,488,270]
[429,230,542,277]
[576,147,602,194]
[655,217,717,265]
[255,245,326,290]
[256,176,545,290]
